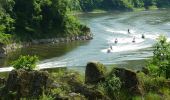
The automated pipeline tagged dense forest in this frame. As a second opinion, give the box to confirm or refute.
[0,0,88,42]
[0,0,170,43]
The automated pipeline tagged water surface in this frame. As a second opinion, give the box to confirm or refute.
[1,9,170,72]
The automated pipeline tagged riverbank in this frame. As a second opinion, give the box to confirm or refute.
[1,61,170,99]
[0,33,93,58]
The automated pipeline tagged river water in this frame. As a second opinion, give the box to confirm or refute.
[0,9,170,72]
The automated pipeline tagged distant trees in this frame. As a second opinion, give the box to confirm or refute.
[79,0,170,11]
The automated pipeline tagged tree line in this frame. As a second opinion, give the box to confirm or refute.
[79,0,170,11]
[0,0,170,42]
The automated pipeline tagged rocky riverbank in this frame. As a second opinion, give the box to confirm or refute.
[0,61,170,99]
[0,33,93,58]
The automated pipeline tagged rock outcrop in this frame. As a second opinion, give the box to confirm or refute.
[85,61,107,84]
[0,69,52,99]
[113,68,143,95]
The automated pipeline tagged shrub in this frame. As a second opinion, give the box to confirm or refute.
[12,55,39,70]
[103,74,122,100]
[137,72,166,92]
[147,35,170,78]
[0,33,12,45]
[145,92,161,100]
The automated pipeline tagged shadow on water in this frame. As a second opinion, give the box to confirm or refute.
[0,41,90,67]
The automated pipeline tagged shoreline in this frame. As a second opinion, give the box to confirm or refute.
[0,58,147,73]
[0,33,93,58]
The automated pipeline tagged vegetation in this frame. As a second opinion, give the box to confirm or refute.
[0,0,89,43]
[147,35,170,79]
[0,0,170,44]
[79,0,170,12]
[12,55,39,70]
[132,35,170,100]
[102,74,121,99]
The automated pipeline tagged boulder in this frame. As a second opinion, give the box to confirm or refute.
[85,62,106,84]
[113,68,143,95]
[60,70,110,100]
[1,69,52,99]
[71,81,110,100]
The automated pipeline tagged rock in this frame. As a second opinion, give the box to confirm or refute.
[59,70,109,100]
[1,69,51,99]
[85,62,106,84]
[50,82,61,88]
[113,68,143,95]
[71,81,110,100]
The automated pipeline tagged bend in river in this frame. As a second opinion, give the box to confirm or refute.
[1,9,170,72]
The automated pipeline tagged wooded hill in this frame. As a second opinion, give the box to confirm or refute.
[0,0,170,43]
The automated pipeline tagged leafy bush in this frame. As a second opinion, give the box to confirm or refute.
[103,74,122,100]
[137,72,166,92]
[0,32,12,44]
[147,35,170,79]
[12,55,39,70]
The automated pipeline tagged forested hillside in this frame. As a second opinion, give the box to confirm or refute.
[0,0,170,43]
[0,0,88,42]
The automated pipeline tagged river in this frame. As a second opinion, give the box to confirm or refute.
[0,9,170,72]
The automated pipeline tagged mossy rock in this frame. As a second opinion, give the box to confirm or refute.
[85,61,106,84]
[1,69,51,99]
[113,68,144,96]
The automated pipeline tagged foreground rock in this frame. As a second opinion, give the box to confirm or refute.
[113,68,143,95]
[0,69,52,99]
[85,62,106,84]
[62,71,110,100]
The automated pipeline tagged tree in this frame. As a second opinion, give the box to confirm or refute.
[147,35,170,79]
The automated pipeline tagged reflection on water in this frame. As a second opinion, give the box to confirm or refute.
[0,41,90,67]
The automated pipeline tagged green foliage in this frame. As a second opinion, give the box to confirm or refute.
[40,92,54,100]
[144,92,161,100]
[137,72,166,92]
[11,0,87,40]
[147,35,170,79]
[78,0,170,12]
[0,0,170,42]
[12,55,39,70]
[106,76,121,99]
[0,33,12,44]
[99,73,121,100]
[0,0,88,41]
